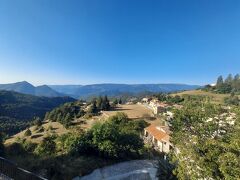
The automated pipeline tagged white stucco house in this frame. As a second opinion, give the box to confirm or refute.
[144,125,172,153]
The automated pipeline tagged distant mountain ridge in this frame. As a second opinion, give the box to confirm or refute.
[49,83,200,99]
[0,81,200,99]
[0,81,64,97]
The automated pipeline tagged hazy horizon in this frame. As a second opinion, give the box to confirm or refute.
[0,80,202,86]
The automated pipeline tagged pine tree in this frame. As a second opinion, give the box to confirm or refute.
[216,76,224,88]
[233,74,240,91]
[96,96,103,110]
[225,74,233,84]
[119,98,122,104]
[103,95,110,110]
[24,129,32,136]
[113,99,118,105]
[63,113,72,127]
[89,100,98,114]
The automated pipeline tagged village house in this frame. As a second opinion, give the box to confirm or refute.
[144,125,172,153]
[141,98,169,114]
[149,100,169,114]
[141,97,151,103]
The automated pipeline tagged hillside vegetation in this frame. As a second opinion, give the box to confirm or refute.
[5,121,69,144]
[170,98,240,179]
[173,90,229,104]
[0,90,75,135]
[3,113,149,179]
[45,96,111,127]
[208,74,240,94]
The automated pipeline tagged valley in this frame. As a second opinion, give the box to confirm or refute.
[1,75,240,180]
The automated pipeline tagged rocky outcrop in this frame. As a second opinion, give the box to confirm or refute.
[73,160,158,180]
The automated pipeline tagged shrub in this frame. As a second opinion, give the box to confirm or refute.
[47,125,53,131]
[36,126,44,133]
[72,113,144,159]
[34,136,56,156]
[24,129,32,137]
[5,142,25,155]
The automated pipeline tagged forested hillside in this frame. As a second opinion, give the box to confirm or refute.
[0,90,75,135]
[45,95,112,127]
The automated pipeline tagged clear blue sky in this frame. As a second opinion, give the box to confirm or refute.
[0,0,240,85]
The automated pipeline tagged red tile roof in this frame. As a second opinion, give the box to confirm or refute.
[145,125,169,142]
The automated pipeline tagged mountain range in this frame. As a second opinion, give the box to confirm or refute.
[50,83,200,99]
[0,81,200,99]
[0,81,64,97]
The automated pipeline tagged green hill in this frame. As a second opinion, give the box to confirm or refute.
[0,90,76,135]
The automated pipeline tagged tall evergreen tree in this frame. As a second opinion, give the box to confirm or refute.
[63,113,72,127]
[89,100,98,114]
[119,98,122,104]
[233,74,240,91]
[216,76,224,88]
[225,74,233,84]
[234,74,240,81]
[96,96,103,110]
[103,95,110,110]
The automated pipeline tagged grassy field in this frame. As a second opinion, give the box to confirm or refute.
[102,104,153,119]
[173,90,230,104]
[102,104,164,126]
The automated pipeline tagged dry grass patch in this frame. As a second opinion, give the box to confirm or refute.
[102,104,153,119]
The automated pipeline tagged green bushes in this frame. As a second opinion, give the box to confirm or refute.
[5,139,37,156]
[36,126,45,133]
[224,95,240,106]
[34,136,56,156]
[24,129,32,137]
[45,102,84,127]
[170,101,240,179]
[6,135,56,157]
[57,133,81,154]
[71,113,146,159]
